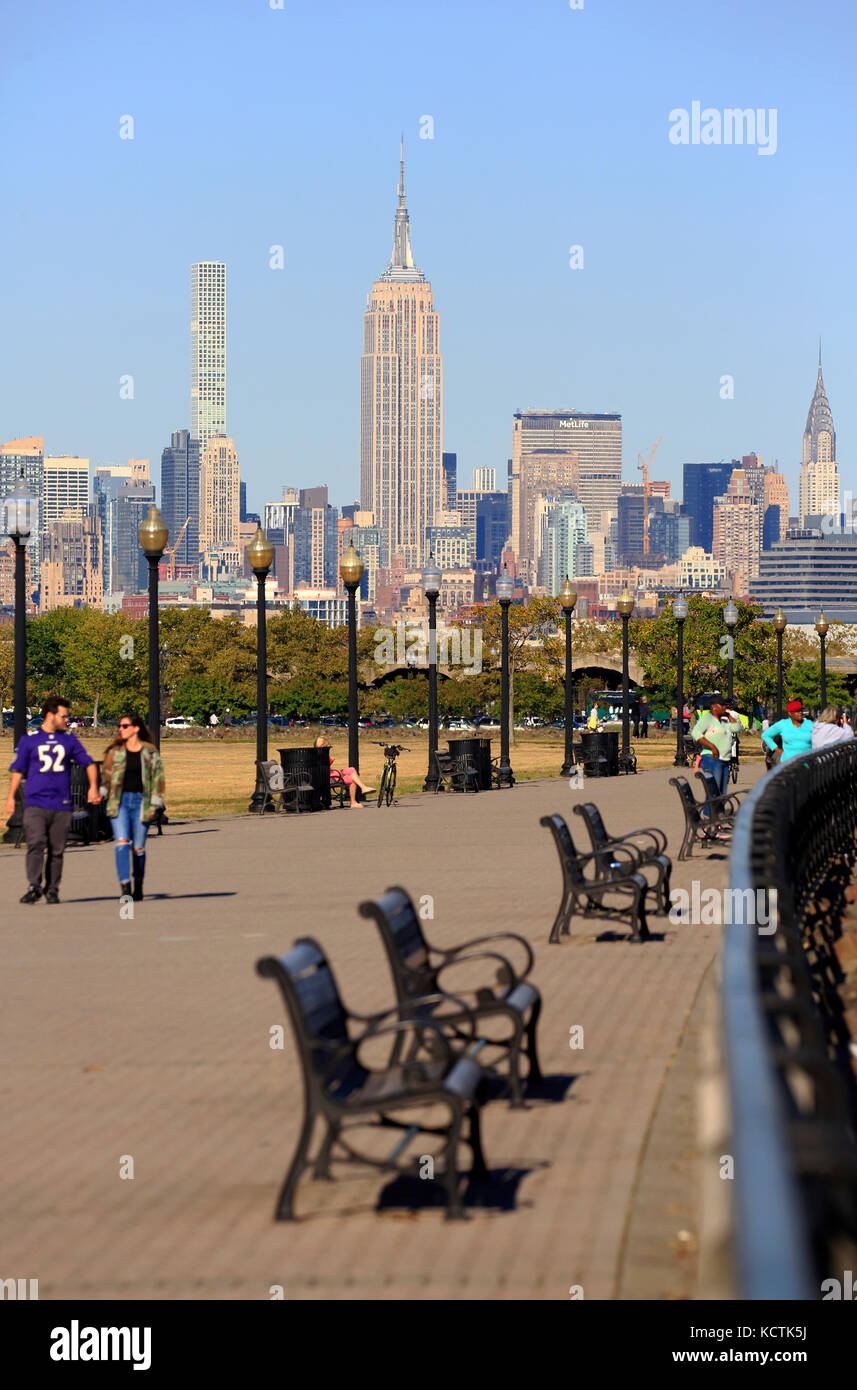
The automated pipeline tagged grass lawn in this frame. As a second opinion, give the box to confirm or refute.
[1,725,767,819]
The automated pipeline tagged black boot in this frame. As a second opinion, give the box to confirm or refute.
[120,881,132,900]
[132,850,145,902]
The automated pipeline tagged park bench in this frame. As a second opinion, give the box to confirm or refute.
[255,759,313,815]
[694,769,746,821]
[669,774,741,860]
[573,801,672,914]
[433,749,481,794]
[256,938,488,1220]
[540,813,650,943]
[358,885,542,1108]
[328,767,350,808]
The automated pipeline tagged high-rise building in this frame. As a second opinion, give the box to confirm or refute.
[199,435,240,554]
[648,506,692,564]
[799,347,838,525]
[115,483,156,592]
[763,471,790,548]
[292,486,338,588]
[442,453,457,510]
[427,516,472,571]
[191,261,226,453]
[750,531,857,619]
[510,410,622,577]
[712,469,763,595]
[44,456,89,524]
[40,512,103,611]
[539,493,590,590]
[1,437,44,592]
[360,143,443,568]
[473,466,496,492]
[682,462,736,553]
[160,430,201,568]
[475,493,511,571]
[93,465,135,595]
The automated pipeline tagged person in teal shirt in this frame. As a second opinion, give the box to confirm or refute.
[761,699,814,762]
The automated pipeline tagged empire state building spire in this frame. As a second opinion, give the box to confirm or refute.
[382,138,424,282]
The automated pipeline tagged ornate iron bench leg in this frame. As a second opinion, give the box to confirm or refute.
[442,1103,467,1220]
[275,1112,316,1220]
[630,884,649,943]
[468,1103,488,1182]
[312,1119,339,1181]
[525,995,543,1084]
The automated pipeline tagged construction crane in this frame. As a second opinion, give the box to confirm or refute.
[166,516,191,579]
[636,436,663,557]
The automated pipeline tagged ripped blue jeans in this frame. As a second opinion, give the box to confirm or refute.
[110,792,148,882]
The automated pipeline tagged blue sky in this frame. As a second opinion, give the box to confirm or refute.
[2,0,854,516]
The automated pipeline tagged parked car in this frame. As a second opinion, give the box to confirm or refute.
[165,716,196,730]
[448,719,475,732]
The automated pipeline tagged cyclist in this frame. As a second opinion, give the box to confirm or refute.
[314,736,375,808]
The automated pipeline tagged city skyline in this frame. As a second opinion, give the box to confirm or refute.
[2,0,854,515]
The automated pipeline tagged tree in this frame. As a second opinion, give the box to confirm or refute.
[477,596,566,742]
[785,659,850,709]
[631,595,778,710]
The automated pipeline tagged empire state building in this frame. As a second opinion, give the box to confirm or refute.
[360,144,443,568]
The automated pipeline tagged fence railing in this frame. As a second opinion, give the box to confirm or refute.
[726,743,857,1298]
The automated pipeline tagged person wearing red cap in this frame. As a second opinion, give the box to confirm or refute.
[761,699,814,763]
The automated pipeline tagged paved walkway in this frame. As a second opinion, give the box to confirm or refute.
[0,763,757,1300]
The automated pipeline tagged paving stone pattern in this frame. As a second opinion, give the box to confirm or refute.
[0,764,758,1300]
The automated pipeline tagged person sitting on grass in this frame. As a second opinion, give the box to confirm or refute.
[314,736,375,808]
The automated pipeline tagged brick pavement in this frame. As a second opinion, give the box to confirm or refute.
[0,762,758,1300]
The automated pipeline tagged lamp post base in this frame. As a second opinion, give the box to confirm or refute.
[249,771,275,814]
[495,761,515,788]
[560,757,573,777]
[422,772,440,793]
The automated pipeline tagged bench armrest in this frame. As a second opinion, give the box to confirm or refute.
[435,950,524,996]
[622,826,668,854]
[443,931,534,980]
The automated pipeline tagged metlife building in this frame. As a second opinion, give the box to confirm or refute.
[510,410,622,578]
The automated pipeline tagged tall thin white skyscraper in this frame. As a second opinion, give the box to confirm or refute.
[191,262,226,453]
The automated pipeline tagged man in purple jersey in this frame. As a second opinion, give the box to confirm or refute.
[6,695,100,904]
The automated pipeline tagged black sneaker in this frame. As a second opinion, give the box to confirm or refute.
[19,886,41,904]
[45,889,60,904]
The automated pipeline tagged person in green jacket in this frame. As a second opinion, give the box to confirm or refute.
[100,713,166,902]
[761,699,814,764]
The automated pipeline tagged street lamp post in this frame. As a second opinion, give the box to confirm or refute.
[496,566,515,787]
[723,599,738,702]
[617,586,635,765]
[815,611,829,709]
[673,594,688,766]
[138,506,169,750]
[2,473,37,843]
[558,576,577,776]
[422,554,442,792]
[247,526,275,812]
[340,544,364,786]
[773,608,787,720]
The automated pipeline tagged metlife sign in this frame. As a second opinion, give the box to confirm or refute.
[558,420,590,429]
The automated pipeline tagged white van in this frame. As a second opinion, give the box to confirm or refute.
[165,716,196,730]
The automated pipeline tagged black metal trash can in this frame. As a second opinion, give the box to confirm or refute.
[447,736,493,790]
[278,746,331,812]
[579,731,619,778]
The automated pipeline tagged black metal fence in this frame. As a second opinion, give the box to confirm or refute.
[726,744,857,1298]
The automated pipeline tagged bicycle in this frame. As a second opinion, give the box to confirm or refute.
[373,743,408,807]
